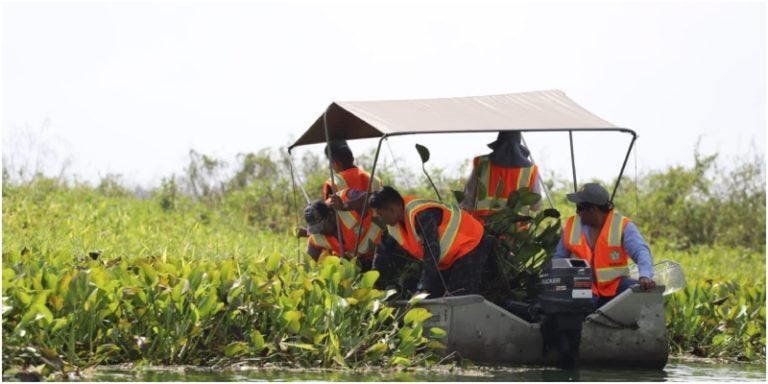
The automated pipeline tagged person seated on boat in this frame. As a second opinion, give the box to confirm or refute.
[554,182,656,308]
[460,131,541,224]
[303,190,383,271]
[369,186,494,299]
[322,139,383,200]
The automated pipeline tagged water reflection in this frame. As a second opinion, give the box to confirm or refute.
[49,358,767,382]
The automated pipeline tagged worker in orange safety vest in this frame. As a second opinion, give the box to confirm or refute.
[555,182,656,308]
[369,186,494,298]
[322,140,382,200]
[461,131,541,223]
[304,188,383,271]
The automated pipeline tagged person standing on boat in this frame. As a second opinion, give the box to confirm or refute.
[554,182,656,307]
[303,189,383,271]
[322,140,383,199]
[461,131,541,223]
[369,186,493,298]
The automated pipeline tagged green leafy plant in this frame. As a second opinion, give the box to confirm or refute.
[457,185,562,303]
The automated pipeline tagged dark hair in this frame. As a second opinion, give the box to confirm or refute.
[324,142,355,168]
[369,186,404,209]
[330,146,354,168]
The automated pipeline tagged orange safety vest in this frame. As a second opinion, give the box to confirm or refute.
[387,197,484,270]
[563,210,631,297]
[470,155,538,222]
[309,189,383,260]
[323,167,382,198]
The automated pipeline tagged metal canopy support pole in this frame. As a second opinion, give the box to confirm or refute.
[351,136,386,259]
[610,133,638,204]
[521,134,554,208]
[323,109,345,256]
[569,130,578,192]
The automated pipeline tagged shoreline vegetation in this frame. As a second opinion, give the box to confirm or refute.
[2,147,765,380]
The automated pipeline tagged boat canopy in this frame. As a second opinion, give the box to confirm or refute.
[289,89,629,150]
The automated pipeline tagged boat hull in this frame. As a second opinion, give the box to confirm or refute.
[413,286,668,369]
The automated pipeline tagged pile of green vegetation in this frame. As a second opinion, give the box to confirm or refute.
[2,146,765,380]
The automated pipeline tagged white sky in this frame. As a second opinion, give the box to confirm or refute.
[2,0,765,189]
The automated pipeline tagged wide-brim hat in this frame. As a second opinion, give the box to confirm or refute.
[487,131,522,150]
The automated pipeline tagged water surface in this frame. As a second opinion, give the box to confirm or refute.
[79,358,766,382]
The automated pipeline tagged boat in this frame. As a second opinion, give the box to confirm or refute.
[288,90,685,369]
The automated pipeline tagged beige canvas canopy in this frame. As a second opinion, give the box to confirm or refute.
[289,89,632,150]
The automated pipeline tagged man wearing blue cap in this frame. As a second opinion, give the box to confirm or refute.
[555,182,656,307]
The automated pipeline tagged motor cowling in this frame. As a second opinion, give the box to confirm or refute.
[537,258,594,369]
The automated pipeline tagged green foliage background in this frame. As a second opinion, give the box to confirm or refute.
[2,145,765,378]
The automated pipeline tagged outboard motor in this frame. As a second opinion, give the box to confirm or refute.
[537,258,594,369]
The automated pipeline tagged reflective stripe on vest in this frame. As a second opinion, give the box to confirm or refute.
[310,188,383,257]
[473,155,537,213]
[309,234,339,255]
[388,198,463,261]
[325,167,382,196]
[563,211,631,296]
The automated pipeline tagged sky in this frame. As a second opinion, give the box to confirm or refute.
[2,0,765,190]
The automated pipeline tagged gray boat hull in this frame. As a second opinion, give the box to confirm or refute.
[414,286,668,369]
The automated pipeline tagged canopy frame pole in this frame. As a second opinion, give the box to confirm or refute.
[610,133,638,204]
[286,148,311,205]
[521,134,554,208]
[286,148,304,259]
[569,130,578,192]
[351,135,386,259]
[323,109,345,256]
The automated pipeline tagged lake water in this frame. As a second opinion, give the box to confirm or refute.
[77,358,766,382]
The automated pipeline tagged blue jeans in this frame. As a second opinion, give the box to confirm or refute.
[593,277,638,308]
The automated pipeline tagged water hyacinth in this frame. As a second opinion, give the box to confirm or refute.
[2,181,442,379]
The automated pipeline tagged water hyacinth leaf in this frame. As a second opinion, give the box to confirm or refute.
[224,341,248,357]
[377,306,395,323]
[352,288,373,302]
[365,342,388,357]
[15,290,32,307]
[426,340,447,350]
[430,327,447,338]
[390,356,411,367]
[361,270,379,289]
[95,343,120,356]
[250,330,265,350]
[3,267,16,283]
[48,294,64,311]
[138,262,157,285]
[171,279,189,302]
[408,292,429,305]
[282,342,316,351]
[265,252,281,272]
[283,310,303,333]
[404,307,432,325]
